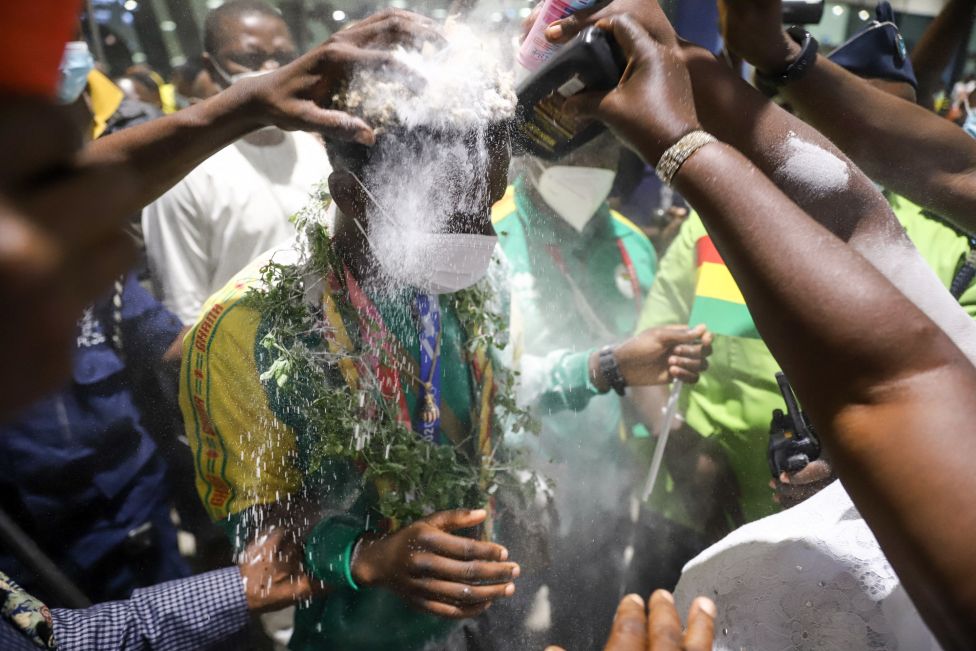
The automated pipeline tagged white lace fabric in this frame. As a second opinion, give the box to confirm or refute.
[673,480,942,650]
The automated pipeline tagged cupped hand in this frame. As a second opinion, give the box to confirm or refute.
[351,508,520,619]
[623,324,713,385]
[239,528,325,613]
[771,457,834,508]
[545,590,716,651]
[562,15,700,165]
[245,9,444,144]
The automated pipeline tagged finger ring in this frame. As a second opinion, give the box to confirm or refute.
[462,587,471,596]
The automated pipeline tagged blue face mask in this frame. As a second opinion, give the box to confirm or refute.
[57,42,95,105]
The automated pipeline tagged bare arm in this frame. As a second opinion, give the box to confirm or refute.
[718,0,976,232]
[573,14,976,648]
[550,1,976,368]
[82,9,443,215]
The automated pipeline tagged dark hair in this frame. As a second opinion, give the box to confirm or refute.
[123,71,160,94]
[203,0,284,55]
[325,123,511,181]
[171,55,207,83]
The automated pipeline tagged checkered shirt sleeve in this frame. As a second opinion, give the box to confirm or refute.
[50,567,248,650]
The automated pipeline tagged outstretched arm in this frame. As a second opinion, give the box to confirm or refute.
[572,13,976,649]
[717,0,976,232]
[82,9,443,216]
[548,0,976,377]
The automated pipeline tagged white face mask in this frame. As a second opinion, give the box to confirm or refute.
[376,231,498,294]
[529,162,616,232]
[348,173,498,294]
[211,59,273,86]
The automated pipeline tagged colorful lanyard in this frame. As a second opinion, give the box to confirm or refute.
[338,269,411,427]
[321,265,496,539]
[413,293,443,443]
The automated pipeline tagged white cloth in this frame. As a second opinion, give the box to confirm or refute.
[674,480,941,650]
[142,129,331,322]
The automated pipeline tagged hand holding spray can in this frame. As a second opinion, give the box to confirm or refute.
[517,0,600,72]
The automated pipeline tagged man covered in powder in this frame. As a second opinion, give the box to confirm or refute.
[180,15,539,651]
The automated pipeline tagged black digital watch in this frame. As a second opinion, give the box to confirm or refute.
[755,26,819,97]
[598,346,627,396]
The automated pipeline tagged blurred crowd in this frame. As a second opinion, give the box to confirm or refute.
[3,0,976,650]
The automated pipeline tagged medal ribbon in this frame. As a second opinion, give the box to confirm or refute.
[414,293,443,443]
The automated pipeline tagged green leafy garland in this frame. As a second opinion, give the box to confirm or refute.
[242,187,538,526]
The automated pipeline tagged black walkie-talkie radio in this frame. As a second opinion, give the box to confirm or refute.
[768,371,821,477]
[514,26,626,160]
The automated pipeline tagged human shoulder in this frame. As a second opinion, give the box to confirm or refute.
[184,244,301,354]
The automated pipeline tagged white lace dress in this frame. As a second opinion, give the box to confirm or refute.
[673,480,942,650]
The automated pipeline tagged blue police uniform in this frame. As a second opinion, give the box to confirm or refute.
[0,273,189,603]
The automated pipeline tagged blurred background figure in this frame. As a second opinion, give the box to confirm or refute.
[142,0,330,323]
[495,133,710,650]
[170,55,220,106]
[115,70,164,112]
[0,273,189,604]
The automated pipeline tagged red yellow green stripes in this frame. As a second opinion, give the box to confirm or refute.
[689,236,760,338]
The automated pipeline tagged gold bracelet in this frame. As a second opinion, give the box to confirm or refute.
[655,130,717,186]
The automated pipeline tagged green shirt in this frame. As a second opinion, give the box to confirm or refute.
[493,180,657,457]
[636,202,976,529]
[889,194,976,317]
[636,215,781,527]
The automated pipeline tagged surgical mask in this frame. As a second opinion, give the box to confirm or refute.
[57,42,94,104]
[528,161,616,232]
[348,173,498,294]
[211,59,273,86]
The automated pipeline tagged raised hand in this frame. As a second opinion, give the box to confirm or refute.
[562,15,699,165]
[591,324,713,391]
[717,0,797,74]
[244,9,444,144]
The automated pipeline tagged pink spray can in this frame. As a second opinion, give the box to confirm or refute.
[517,0,600,73]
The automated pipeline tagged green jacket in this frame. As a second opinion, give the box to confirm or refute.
[637,201,976,529]
[493,180,657,459]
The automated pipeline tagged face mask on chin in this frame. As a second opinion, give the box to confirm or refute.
[211,59,274,86]
[346,172,497,295]
[528,160,616,232]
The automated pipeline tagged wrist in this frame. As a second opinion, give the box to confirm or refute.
[589,350,611,394]
[304,516,365,591]
[349,533,381,588]
[752,30,804,76]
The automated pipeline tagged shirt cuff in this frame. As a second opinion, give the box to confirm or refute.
[569,348,601,397]
[50,567,248,651]
[304,516,364,591]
